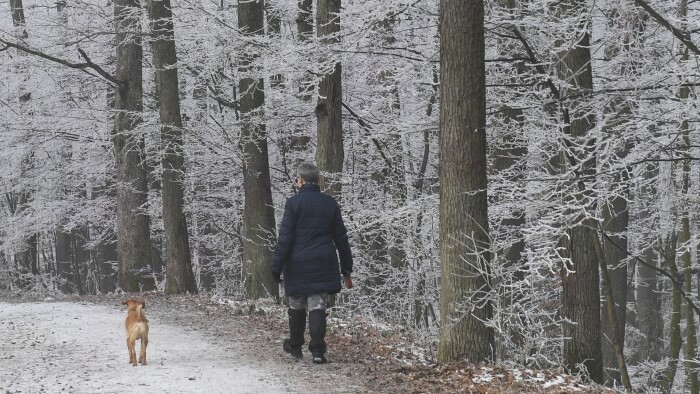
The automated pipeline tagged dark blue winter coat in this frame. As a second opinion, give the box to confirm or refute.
[270,184,353,296]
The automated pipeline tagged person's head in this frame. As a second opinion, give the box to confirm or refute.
[296,162,320,186]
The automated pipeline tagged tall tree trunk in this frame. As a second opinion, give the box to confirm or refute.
[601,191,629,385]
[10,0,28,39]
[599,5,646,384]
[54,0,88,295]
[493,0,528,359]
[437,0,493,363]
[636,163,663,363]
[96,86,119,294]
[681,153,698,392]
[290,0,313,155]
[114,0,155,292]
[148,0,197,294]
[554,0,602,383]
[377,20,407,284]
[190,69,216,291]
[9,0,37,289]
[678,12,698,386]
[413,66,438,328]
[315,0,343,199]
[55,227,74,293]
[238,0,278,300]
[662,235,682,393]
[492,107,527,359]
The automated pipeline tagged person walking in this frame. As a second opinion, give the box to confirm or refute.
[270,162,354,364]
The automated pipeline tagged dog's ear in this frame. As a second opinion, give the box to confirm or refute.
[141,300,146,309]
[121,299,128,305]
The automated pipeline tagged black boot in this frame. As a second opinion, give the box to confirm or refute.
[284,308,306,360]
[308,309,327,364]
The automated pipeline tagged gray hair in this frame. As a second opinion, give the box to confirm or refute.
[297,162,320,184]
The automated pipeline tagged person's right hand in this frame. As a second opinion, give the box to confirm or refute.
[272,271,282,283]
[344,276,353,289]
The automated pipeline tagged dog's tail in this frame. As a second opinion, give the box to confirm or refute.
[136,303,146,323]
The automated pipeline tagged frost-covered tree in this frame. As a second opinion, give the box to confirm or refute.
[2,0,700,391]
[437,0,493,363]
[147,0,197,294]
[238,0,278,300]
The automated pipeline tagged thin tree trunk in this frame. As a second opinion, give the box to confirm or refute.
[492,0,528,357]
[553,0,602,383]
[437,0,493,363]
[238,0,278,300]
[9,0,36,289]
[594,231,633,391]
[599,6,645,383]
[10,0,28,39]
[662,235,682,393]
[635,163,663,363]
[601,192,629,385]
[290,0,313,154]
[55,228,75,293]
[678,21,698,388]
[414,66,438,328]
[114,0,155,292]
[147,0,197,294]
[315,0,343,199]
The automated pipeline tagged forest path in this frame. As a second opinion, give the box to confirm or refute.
[0,298,363,393]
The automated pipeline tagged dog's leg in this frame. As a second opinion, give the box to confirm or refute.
[139,336,148,365]
[127,337,137,366]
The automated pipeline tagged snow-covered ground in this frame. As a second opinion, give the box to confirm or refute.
[0,300,324,393]
[0,294,611,393]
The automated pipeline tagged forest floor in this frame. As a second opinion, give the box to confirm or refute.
[0,292,611,393]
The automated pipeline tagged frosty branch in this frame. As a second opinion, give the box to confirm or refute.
[0,38,121,87]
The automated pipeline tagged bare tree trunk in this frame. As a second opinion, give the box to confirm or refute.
[9,0,36,290]
[147,0,197,294]
[114,0,155,292]
[437,0,493,363]
[492,0,528,358]
[413,66,438,328]
[601,192,628,385]
[598,5,646,384]
[596,231,633,391]
[635,163,663,363]
[553,0,603,383]
[290,0,313,156]
[55,228,73,293]
[678,27,698,389]
[315,0,343,199]
[238,0,278,300]
[10,0,28,39]
[662,235,682,393]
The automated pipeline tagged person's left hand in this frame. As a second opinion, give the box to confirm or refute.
[344,276,353,289]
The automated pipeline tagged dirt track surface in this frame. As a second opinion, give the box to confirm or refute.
[0,294,366,394]
[1,293,605,394]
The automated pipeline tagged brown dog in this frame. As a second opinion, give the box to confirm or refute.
[122,298,149,366]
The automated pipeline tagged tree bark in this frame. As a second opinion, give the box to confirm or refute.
[113,0,155,292]
[437,0,493,363]
[148,0,197,294]
[601,191,629,385]
[662,235,682,393]
[238,0,278,300]
[553,0,603,383]
[315,0,343,199]
[10,0,28,39]
[9,0,36,290]
[635,163,663,363]
[679,26,698,389]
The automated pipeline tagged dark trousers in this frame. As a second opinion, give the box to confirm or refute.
[287,308,327,355]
